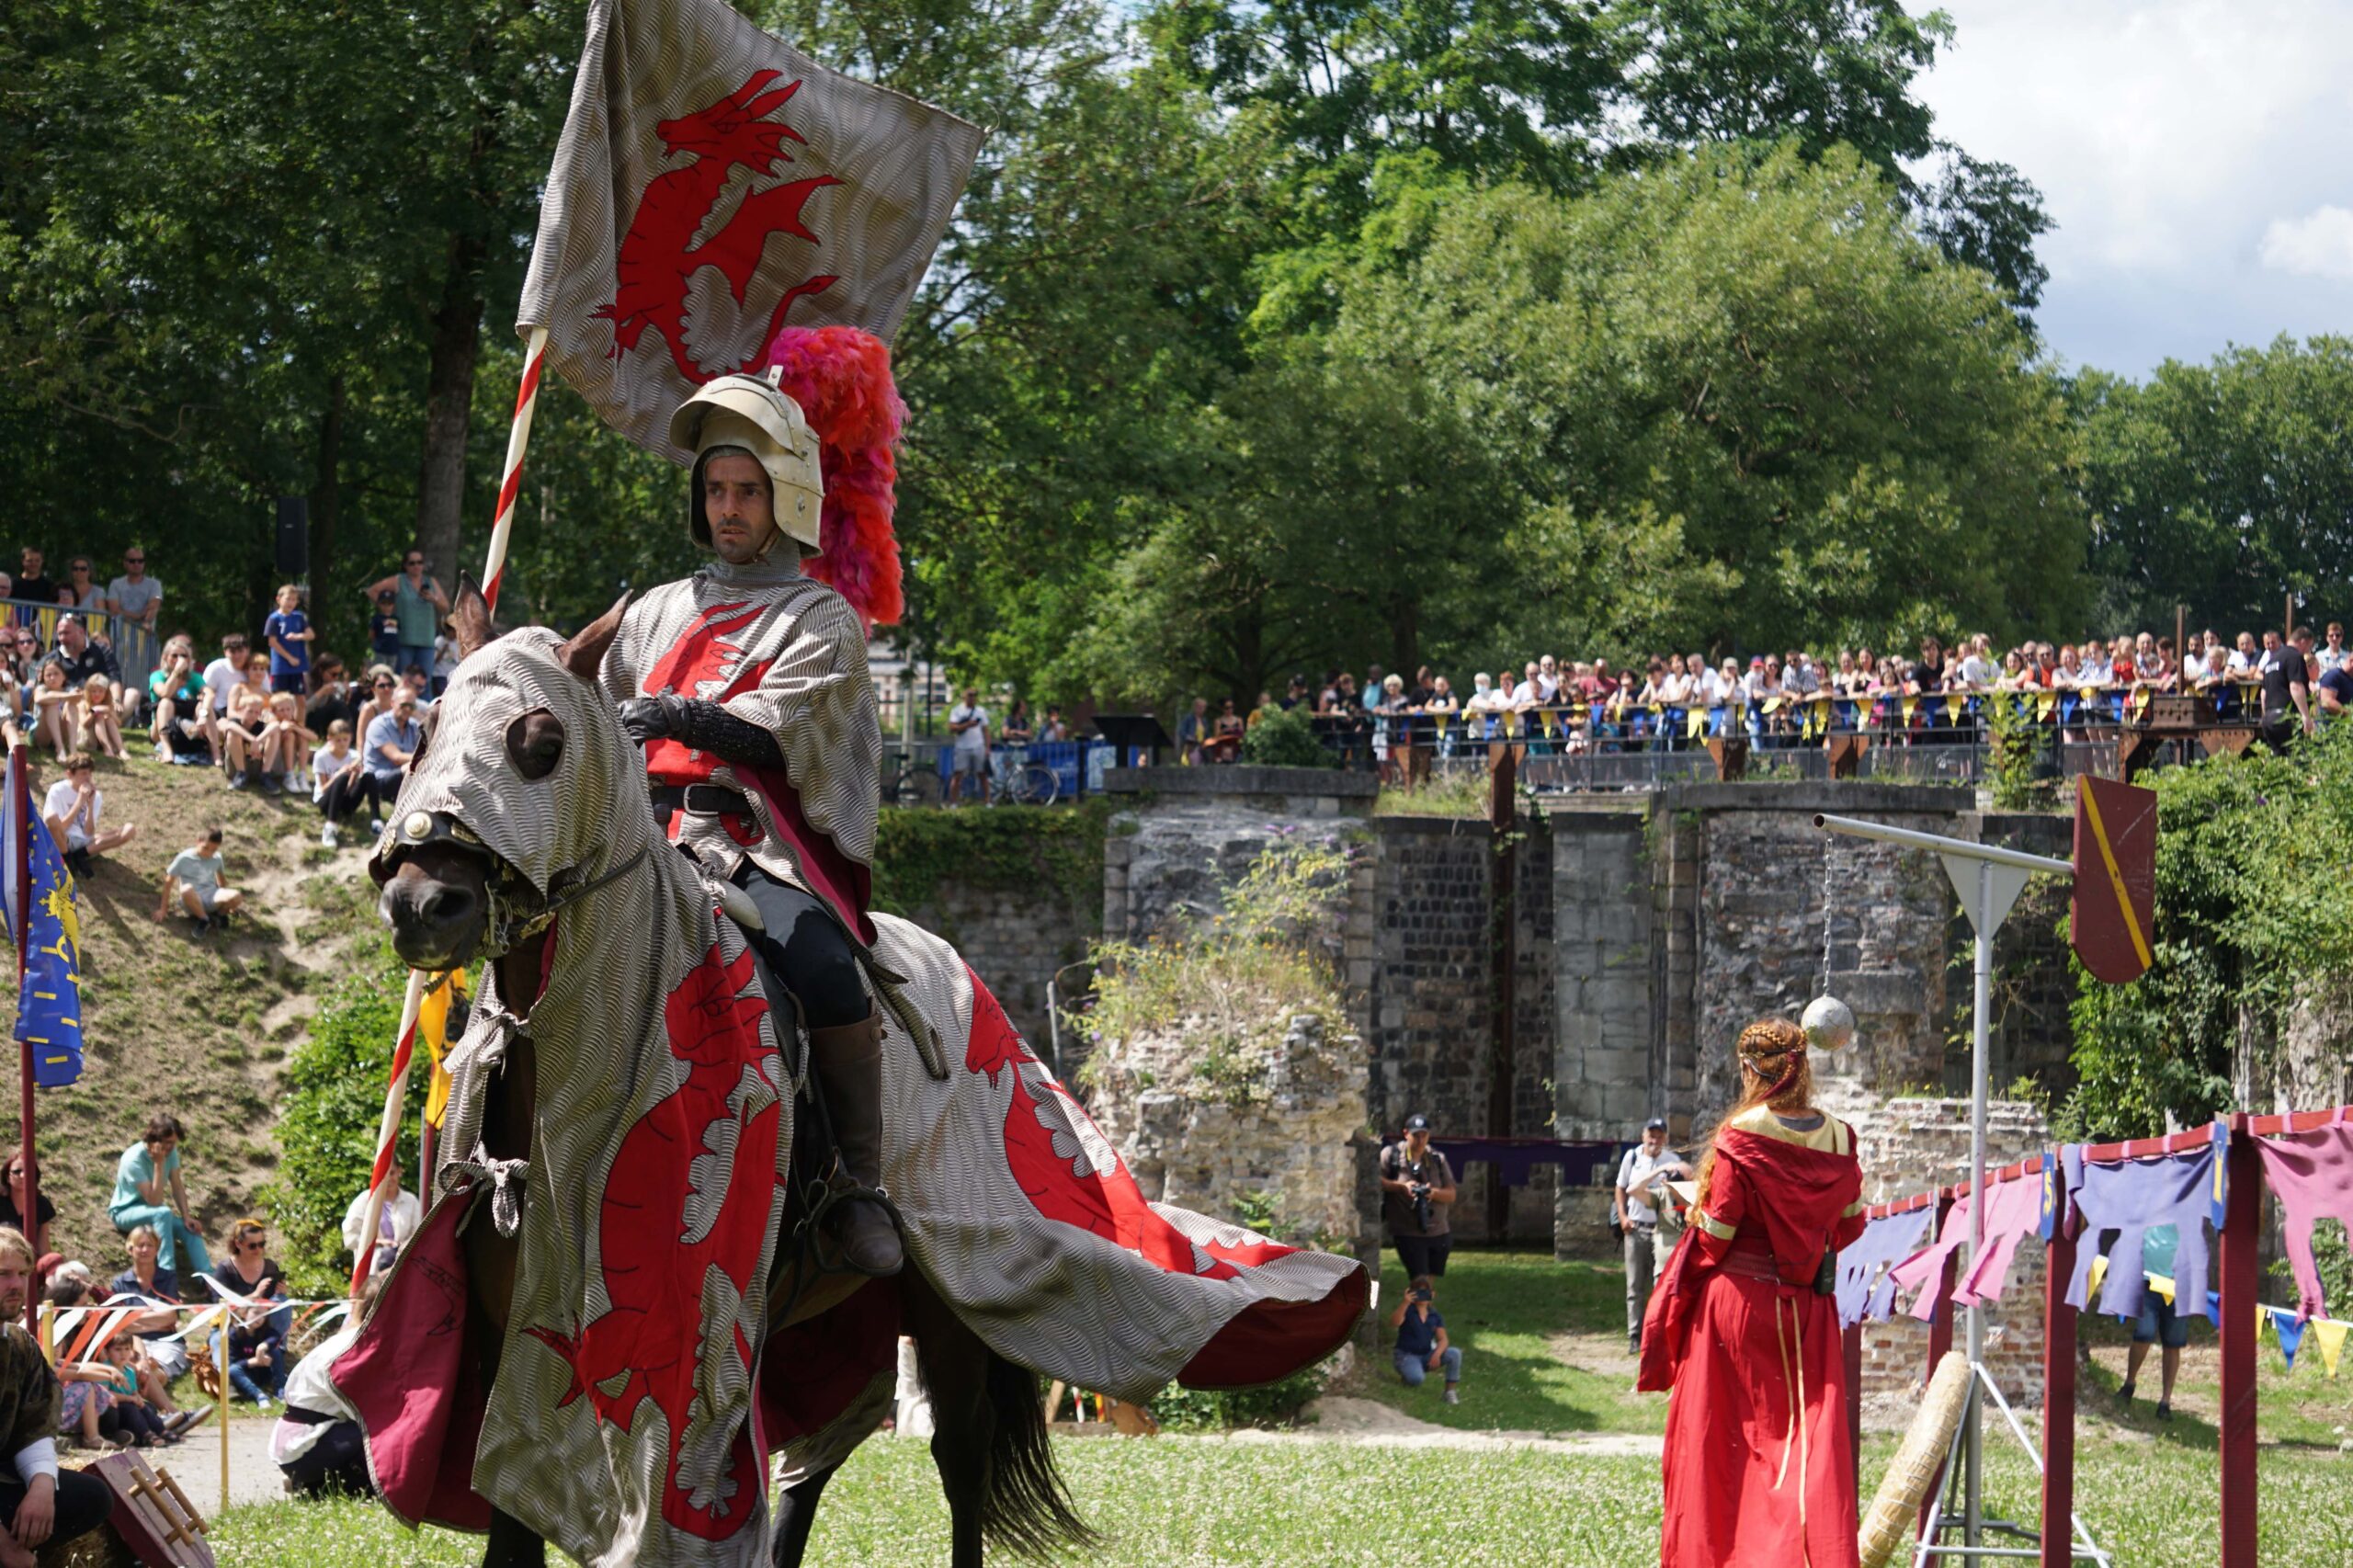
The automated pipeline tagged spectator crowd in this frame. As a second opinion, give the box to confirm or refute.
[1178,622,2353,777]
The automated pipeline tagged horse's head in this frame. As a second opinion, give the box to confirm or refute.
[372,585,644,973]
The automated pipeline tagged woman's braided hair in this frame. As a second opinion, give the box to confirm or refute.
[1694,1017,1818,1210]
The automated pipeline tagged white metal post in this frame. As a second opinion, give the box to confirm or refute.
[1967,858,1991,1547]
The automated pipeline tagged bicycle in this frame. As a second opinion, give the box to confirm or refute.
[990,744,1061,806]
[881,751,942,805]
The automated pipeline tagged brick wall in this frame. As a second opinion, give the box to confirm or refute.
[897,876,1097,1048]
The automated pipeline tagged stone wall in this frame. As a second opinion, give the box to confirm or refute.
[896,876,1097,1048]
[1086,1011,1367,1247]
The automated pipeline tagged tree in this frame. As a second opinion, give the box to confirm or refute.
[2075,337,2353,640]
[1320,145,2087,654]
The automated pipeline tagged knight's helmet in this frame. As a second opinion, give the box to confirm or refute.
[669,372,825,557]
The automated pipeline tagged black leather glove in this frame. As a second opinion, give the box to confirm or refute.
[618,695,680,744]
[619,694,784,769]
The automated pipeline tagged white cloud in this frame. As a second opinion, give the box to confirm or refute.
[2260,207,2353,279]
[1913,2,2353,373]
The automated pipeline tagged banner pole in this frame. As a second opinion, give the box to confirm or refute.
[350,971,430,1297]
[12,756,36,1331]
[483,324,551,617]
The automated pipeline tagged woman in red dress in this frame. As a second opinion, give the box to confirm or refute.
[1641,1017,1867,1568]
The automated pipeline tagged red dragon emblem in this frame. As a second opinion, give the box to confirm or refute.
[525,942,782,1541]
[596,71,841,383]
[640,600,777,786]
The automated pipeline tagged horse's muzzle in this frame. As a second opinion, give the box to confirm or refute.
[379,845,494,971]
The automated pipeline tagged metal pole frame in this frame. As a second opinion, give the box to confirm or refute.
[1815,813,2075,1558]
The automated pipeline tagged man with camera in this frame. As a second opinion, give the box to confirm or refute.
[1379,1113,1458,1278]
[1386,1274,1461,1404]
[1613,1117,1690,1355]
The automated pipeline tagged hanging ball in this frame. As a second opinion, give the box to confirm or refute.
[1802,994,1857,1055]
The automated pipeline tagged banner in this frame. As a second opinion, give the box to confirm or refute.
[2071,776,2157,985]
[1,751,84,1085]
[517,0,983,460]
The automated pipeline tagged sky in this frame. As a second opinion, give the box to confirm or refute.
[1913,0,2353,379]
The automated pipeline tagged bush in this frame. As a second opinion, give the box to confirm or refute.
[262,950,429,1298]
[1239,704,1335,768]
[1148,1356,1338,1431]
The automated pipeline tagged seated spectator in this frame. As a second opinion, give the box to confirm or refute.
[108,1225,190,1383]
[400,665,433,710]
[273,1276,381,1498]
[0,1154,56,1278]
[216,683,272,790]
[108,1118,210,1276]
[42,754,135,881]
[1388,1273,1461,1404]
[207,1218,290,1409]
[62,1333,167,1449]
[365,691,422,801]
[147,639,210,765]
[78,675,125,760]
[26,662,76,756]
[340,1167,421,1277]
[353,665,397,746]
[200,633,248,724]
[155,827,241,934]
[2320,653,2353,718]
[0,1225,119,1559]
[313,720,380,848]
[302,654,355,736]
[263,690,316,793]
[43,615,118,693]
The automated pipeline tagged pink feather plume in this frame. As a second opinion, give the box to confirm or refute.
[754,324,906,629]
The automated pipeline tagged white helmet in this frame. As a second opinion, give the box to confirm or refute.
[668,374,824,556]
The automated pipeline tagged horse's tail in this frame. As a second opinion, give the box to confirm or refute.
[977,1350,1098,1559]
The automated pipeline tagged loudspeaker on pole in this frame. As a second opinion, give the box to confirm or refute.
[275,496,309,579]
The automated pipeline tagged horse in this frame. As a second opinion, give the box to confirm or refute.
[370,594,1087,1567]
[364,587,1367,1566]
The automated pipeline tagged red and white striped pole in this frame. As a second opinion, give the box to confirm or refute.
[350,970,430,1296]
[353,328,551,1300]
[482,324,551,617]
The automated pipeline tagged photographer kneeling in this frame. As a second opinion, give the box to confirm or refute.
[1379,1113,1458,1279]
[1388,1275,1461,1404]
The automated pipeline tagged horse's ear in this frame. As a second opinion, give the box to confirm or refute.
[556,593,630,683]
[452,578,494,660]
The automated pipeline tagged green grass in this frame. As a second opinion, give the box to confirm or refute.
[1327,1250,1664,1436]
[204,1434,2353,1567]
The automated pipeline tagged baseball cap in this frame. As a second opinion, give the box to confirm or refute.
[1403,1113,1431,1132]
[1644,1117,1667,1132]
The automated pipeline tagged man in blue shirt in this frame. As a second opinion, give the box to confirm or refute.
[263,584,313,695]
[1388,1273,1462,1404]
[363,692,421,797]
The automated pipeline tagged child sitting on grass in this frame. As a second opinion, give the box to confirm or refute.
[78,675,125,761]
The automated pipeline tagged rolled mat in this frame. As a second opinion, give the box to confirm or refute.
[1858,1350,1972,1568]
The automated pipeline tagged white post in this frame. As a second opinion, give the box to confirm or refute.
[1966,858,1991,1546]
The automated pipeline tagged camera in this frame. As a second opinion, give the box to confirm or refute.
[1404,1159,1434,1232]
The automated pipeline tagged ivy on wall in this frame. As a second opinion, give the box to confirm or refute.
[870,799,1114,921]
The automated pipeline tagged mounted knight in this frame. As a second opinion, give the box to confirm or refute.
[607,369,901,1277]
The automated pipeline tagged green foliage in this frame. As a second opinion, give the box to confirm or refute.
[2075,336,2353,638]
[2062,733,2353,1141]
[262,953,426,1299]
[1984,694,2052,812]
[1238,705,1336,768]
[870,799,1111,920]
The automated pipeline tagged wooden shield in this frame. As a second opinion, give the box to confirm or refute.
[88,1450,214,1568]
[2070,776,2157,984]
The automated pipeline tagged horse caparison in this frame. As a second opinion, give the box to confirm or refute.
[410,590,1096,1567]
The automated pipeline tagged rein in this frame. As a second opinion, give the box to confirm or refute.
[490,839,652,954]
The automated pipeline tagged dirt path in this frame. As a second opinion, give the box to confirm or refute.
[1229,1396,1664,1457]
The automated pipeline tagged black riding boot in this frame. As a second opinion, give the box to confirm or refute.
[810,1009,904,1277]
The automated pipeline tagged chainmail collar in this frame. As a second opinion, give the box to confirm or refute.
[700,553,804,589]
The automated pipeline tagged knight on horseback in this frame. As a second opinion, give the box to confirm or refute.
[605,371,902,1278]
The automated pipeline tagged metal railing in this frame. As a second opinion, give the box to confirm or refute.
[0,597,164,700]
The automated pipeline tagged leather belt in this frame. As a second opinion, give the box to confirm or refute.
[652,783,754,818]
[1715,1237,1787,1283]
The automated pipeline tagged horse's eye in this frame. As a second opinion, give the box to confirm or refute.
[506,710,564,780]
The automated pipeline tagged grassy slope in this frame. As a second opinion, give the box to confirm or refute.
[205,1251,2353,1565]
[0,746,377,1268]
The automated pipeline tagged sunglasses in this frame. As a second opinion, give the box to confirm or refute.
[374,677,395,687]
[405,558,425,567]
[124,557,144,565]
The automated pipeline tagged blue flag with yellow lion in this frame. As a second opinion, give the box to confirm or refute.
[1,752,84,1086]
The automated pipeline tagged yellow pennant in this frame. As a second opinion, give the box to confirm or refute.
[2086,1255,2109,1296]
[1541,709,1559,737]
[2134,687,2153,718]
[1434,713,1449,737]
[2313,1318,2349,1379]
[1901,695,1918,724]
[1687,707,1706,739]
[1946,694,1963,723]
[2147,1272,2177,1305]
[2038,691,2057,722]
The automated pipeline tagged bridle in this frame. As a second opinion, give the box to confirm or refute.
[384,807,651,958]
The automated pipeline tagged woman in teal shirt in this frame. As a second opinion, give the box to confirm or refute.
[108,1114,210,1273]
